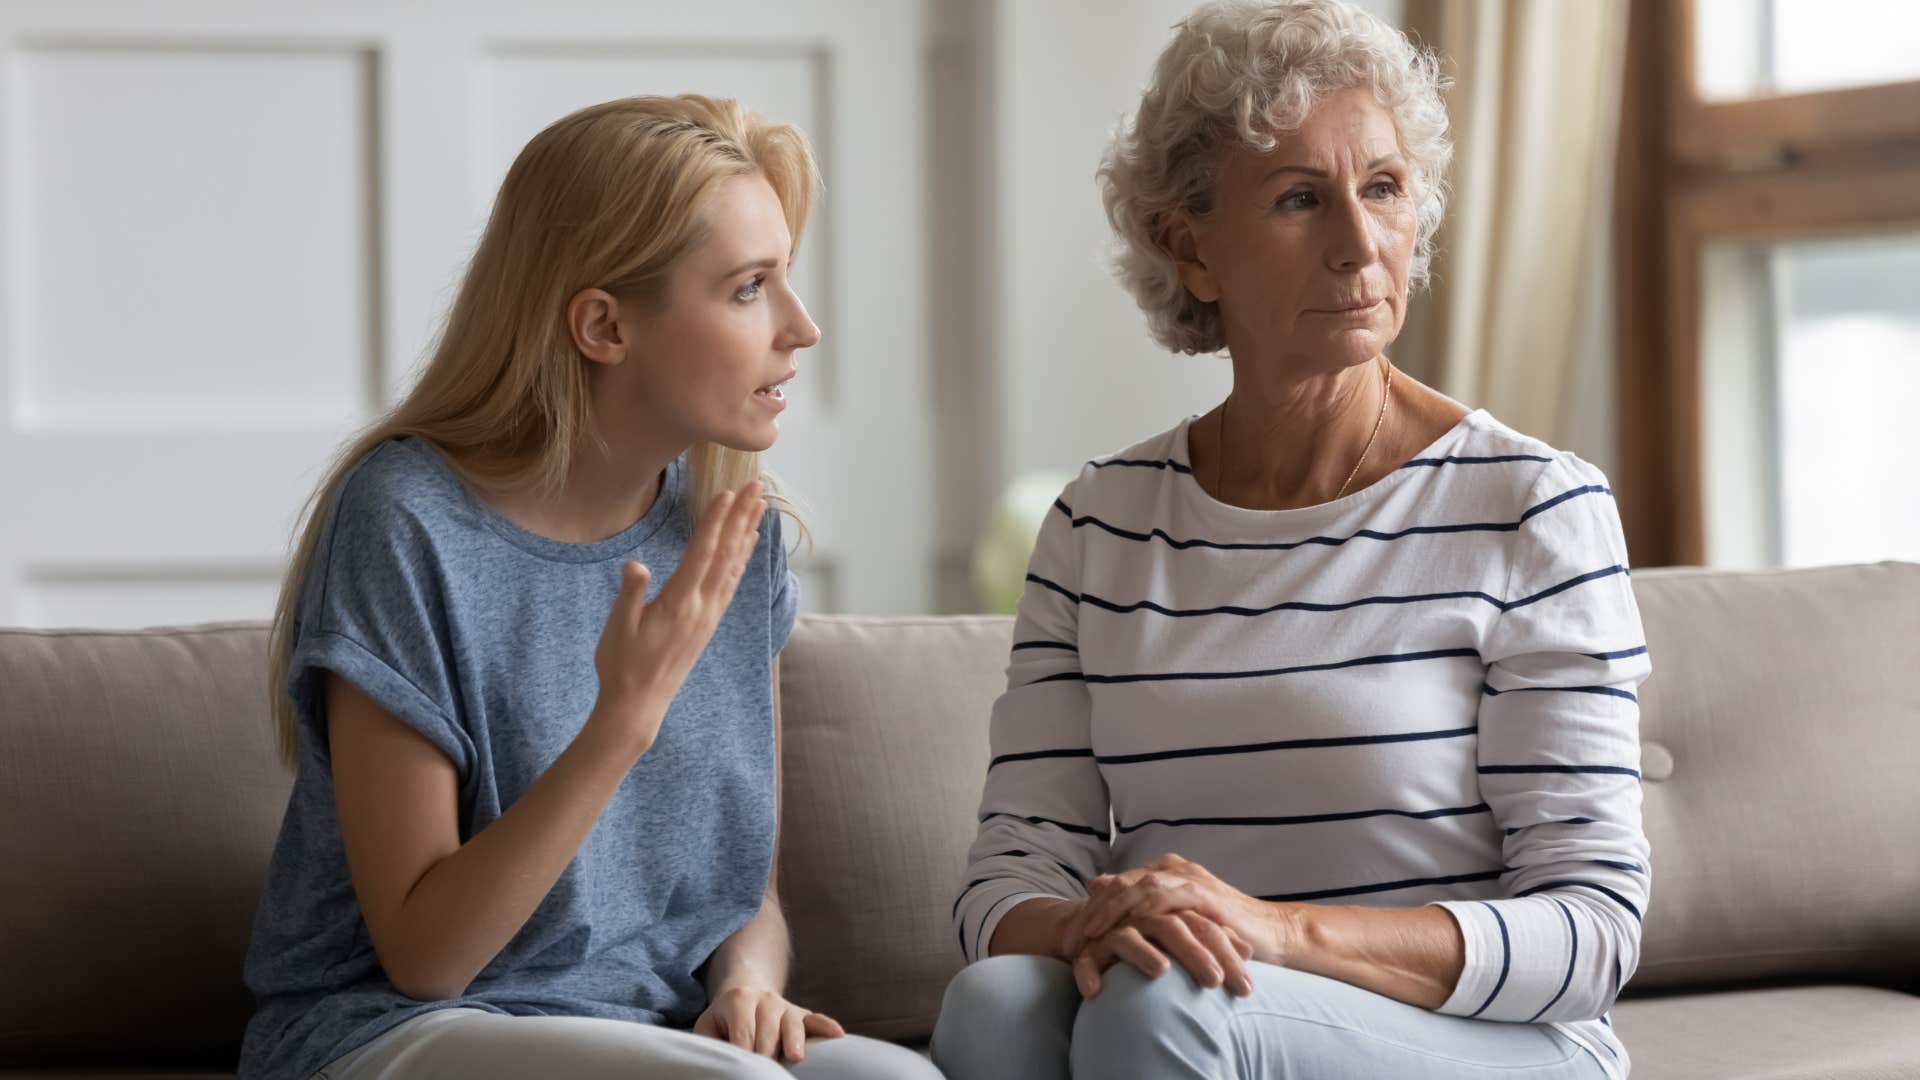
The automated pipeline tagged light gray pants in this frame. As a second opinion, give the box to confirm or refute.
[932,955,1611,1080]
[315,1006,942,1080]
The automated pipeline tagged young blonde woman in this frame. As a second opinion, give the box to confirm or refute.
[237,96,939,1080]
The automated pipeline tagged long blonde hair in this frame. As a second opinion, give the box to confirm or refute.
[268,95,817,766]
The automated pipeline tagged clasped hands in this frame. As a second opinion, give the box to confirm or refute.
[1057,853,1296,1000]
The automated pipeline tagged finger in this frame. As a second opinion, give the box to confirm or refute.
[671,490,737,600]
[1140,914,1221,988]
[1107,926,1170,980]
[715,491,766,588]
[1226,925,1256,961]
[1179,911,1251,995]
[693,1010,720,1039]
[696,484,762,596]
[802,1011,845,1039]
[611,561,651,630]
[781,1008,807,1063]
[724,1000,753,1051]
[1073,945,1106,999]
[753,996,784,1058]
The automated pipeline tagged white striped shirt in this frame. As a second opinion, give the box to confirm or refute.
[956,408,1652,1077]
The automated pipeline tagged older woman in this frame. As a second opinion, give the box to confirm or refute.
[932,2,1648,1078]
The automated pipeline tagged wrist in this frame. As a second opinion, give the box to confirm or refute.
[711,961,781,997]
[1049,898,1088,962]
[582,698,660,760]
[1261,900,1313,968]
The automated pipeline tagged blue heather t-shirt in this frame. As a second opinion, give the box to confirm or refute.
[237,436,798,1080]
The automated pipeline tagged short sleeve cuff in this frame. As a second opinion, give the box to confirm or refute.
[290,629,473,776]
[771,568,801,656]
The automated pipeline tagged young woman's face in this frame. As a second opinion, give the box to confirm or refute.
[612,173,820,454]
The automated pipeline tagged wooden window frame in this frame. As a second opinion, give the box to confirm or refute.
[1614,0,1920,566]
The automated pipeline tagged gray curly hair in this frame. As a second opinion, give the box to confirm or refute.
[1099,0,1453,355]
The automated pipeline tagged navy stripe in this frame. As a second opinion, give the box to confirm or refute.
[1527,897,1580,1022]
[1031,565,1627,621]
[1588,859,1646,874]
[1401,453,1555,469]
[1502,564,1629,612]
[1025,572,1081,604]
[1483,683,1639,703]
[951,877,992,920]
[1505,816,1597,835]
[1480,764,1641,778]
[1084,647,1477,686]
[1059,484,1609,555]
[1468,901,1513,1018]
[1586,645,1649,660]
[971,891,1027,962]
[1117,802,1491,834]
[989,747,1096,769]
[1090,457,1193,475]
[1518,485,1614,523]
[1516,880,1644,923]
[980,812,1107,839]
[1097,725,1477,765]
[1025,670,1085,686]
[1257,868,1507,903]
[1012,640,1078,653]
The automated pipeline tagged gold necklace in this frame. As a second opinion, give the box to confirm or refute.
[1213,358,1394,505]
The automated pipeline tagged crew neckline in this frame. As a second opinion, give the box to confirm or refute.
[397,436,684,564]
[1175,407,1488,524]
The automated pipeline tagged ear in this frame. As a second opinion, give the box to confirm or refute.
[1163,210,1221,304]
[567,287,628,367]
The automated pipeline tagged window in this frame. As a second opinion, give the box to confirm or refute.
[1613,0,1920,567]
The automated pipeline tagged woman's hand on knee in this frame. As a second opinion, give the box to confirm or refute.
[1072,910,1254,1000]
[693,987,844,1063]
[1074,854,1279,965]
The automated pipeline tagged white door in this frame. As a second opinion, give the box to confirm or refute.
[0,0,931,628]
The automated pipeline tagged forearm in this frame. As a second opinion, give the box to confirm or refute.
[1268,902,1465,1011]
[704,892,792,994]
[378,711,651,999]
[986,896,1080,959]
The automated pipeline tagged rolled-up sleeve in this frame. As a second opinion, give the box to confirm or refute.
[953,474,1112,963]
[1431,454,1653,1023]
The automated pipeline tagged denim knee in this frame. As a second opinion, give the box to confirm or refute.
[1070,963,1234,1078]
[933,955,1077,1080]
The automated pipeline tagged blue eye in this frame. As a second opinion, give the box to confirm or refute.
[1369,179,1402,199]
[735,274,766,302]
[1279,190,1316,210]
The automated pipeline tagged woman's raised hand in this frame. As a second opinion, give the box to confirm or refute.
[589,481,767,754]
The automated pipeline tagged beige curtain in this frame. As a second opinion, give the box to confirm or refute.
[1397,0,1630,464]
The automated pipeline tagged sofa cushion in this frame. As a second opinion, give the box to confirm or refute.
[1628,563,1920,993]
[0,624,287,1065]
[1611,984,1920,1079]
[774,615,1010,1041]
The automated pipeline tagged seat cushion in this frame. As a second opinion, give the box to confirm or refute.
[1612,984,1920,1079]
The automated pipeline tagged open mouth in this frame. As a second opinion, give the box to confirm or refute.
[754,372,795,404]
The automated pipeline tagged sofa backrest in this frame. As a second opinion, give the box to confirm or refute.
[3,562,1917,1063]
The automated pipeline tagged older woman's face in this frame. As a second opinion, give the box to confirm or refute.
[1174,86,1417,374]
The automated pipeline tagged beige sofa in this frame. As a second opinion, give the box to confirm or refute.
[3,562,1918,1079]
